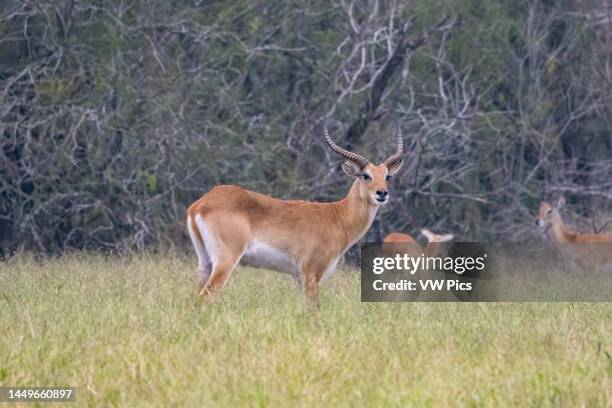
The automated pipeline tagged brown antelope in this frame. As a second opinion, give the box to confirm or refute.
[536,198,612,270]
[186,124,404,303]
[383,228,454,257]
[383,228,455,298]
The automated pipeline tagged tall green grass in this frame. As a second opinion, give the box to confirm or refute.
[0,253,610,407]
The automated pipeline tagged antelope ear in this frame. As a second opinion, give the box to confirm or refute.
[341,161,362,177]
[386,159,403,175]
[439,234,454,242]
[555,197,566,209]
[420,228,434,241]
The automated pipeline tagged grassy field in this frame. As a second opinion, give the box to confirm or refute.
[0,253,610,407]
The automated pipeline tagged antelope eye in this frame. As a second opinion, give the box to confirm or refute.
[546,208,552,214]
[385,175,392,181]
[362,174,371,181]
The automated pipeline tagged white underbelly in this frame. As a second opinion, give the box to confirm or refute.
[240,240,299,277]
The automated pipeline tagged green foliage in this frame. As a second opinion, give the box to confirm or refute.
[137,171,158,194]
[35,79,69,105]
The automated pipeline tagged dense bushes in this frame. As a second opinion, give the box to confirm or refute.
[1,0,610,253]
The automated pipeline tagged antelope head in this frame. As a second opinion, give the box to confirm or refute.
[536,198,565,230]
[324,124,403,206]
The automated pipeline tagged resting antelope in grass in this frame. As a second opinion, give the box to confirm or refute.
[536,198,612,270]
[187,123,403,303]
[383,228,456,299]
[383,228,454,257]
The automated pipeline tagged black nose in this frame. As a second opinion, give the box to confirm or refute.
[376,190,388,197]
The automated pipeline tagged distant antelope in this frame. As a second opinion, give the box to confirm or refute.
[536,198,612,270]
[383,228,455,291]
[187,123,404,303]
[383,228,454,257]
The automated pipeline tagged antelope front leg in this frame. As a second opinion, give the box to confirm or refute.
[301,260,326,307]
[303,275,320,306]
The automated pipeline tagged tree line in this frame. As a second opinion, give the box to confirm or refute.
[1,0,611,255]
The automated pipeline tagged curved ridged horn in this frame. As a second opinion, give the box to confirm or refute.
[383,124,403,168]
[323,123,370,168]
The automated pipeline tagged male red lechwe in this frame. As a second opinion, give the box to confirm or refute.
[187,123,404,303]
[536,198,612,270]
